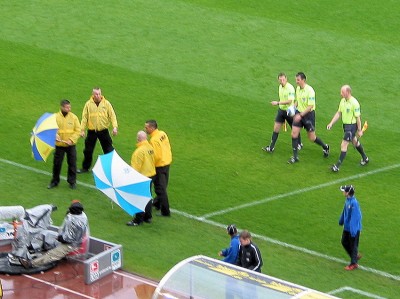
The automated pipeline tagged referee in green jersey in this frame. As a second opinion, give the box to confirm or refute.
[327,85,369,172]
[262,73,302,152]
[288,72,329,164]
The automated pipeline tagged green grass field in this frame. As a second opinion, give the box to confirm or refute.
[1,1,399,298]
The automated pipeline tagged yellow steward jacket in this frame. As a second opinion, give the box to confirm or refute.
[149,129,172,167]
[131,140,156,177]
[80,96,118,131]
[55,111,81,147]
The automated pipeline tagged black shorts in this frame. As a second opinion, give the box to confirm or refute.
[343,124,357,141]
[274,108,294,126]
[293,110,315,132]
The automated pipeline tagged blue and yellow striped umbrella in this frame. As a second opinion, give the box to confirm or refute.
[30,113,58,161]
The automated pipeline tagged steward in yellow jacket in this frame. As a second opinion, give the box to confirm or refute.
[78,87,118,172]
[145,120,172,217]
[48,99,81,190]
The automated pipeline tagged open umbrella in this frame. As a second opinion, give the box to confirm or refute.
[30,113,58,161]
[92,150,152,216]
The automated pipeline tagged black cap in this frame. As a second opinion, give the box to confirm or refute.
[340,185,355,195]
[227,224,237,235]
[69,200,84,215]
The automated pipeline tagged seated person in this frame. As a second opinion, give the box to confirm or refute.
[19,200,88,269]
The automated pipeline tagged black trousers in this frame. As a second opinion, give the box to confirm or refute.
[134,177,155,222]
[51,145,77,185]
[341,230,360,264]
[153,165,170,216]
[82,129,114,170]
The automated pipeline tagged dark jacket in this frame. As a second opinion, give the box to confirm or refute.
[237,242,263,272]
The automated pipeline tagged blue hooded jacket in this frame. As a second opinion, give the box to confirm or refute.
[339,196,362,237]
[221,235,240,264]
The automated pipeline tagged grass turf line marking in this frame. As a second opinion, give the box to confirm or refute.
[329,286,387,299]
[2,158,400,282]
[22,274,95,299]
[200,163,400,219]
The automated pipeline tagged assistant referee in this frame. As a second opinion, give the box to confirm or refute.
[327,85,369,172]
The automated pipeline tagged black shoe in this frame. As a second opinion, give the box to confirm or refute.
[360,157,369,166]
[331,164,339,172]
[47,182,58,189]
[77,169,89,174]
[261,146,274,152]
[144,218,152,223]
[323,145,330,158]
[126,220,142,226]
[287,156,299,164]
[18,257,32,269]
[69,183,77,189]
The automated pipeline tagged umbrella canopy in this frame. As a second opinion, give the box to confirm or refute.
[92,150,152,216]
[30,113,58,161]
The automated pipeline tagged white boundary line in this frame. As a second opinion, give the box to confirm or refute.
[329,286,387,299]
[19,271,158,298]
[201,163,400,219]
[114,270,158,287]
[2,158,400,282]
[22,274,95,299]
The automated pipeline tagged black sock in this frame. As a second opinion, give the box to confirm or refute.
[270,132,279,148]
[356,144,367,160]
[292,138,299,158]
[337,151,347,167]
[314,137,326,148]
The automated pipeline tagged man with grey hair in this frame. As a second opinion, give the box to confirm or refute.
[327,85,369,172]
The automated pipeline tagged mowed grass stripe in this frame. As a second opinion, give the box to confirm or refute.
[1,1,398,103]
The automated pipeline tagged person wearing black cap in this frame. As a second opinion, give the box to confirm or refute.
[339,185,362,270]
[218,224,240,264]
[19,200,88,269]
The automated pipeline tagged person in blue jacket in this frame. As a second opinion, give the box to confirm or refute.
[339,185,362,270]
[218,224,240,264]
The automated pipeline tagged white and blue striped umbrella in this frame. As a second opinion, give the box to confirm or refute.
[92,150,152,216]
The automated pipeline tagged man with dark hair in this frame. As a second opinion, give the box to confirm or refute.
[327,85,369,172]
[288,72,329,164]
[145,120,172,217]
[48,99,81,189]
[19,200,89,268]
[78,87,118,173]
[236,230,263,272]
[218,224,240,264]
[262,73,302,152]
[339,185,362,270]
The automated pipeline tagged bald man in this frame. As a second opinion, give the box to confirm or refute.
[327,85,369,172]
[127,130,156,226]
